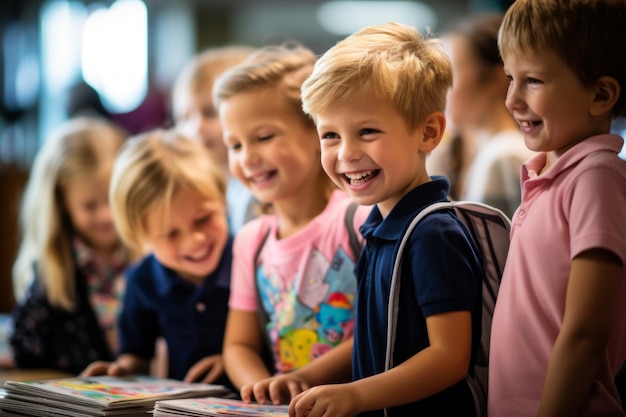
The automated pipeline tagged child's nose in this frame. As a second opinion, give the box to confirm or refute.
[338,139,361,162]
[505,84,524,113]
[240,145,260,167]
[100,203,114,223]
[184,231,207,250]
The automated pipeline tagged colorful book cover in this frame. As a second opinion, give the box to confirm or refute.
[154,396,289,416]
[2,375,227,407]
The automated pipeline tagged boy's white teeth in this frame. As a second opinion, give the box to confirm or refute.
[521,121,538,127]
[187,247,210,261]
[252,172,271,182]
[345,171,372,180]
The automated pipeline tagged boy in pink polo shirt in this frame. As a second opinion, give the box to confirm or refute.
[489,1,626,416]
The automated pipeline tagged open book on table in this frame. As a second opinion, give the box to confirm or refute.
[0,374,229,416]
[153,396,289,416]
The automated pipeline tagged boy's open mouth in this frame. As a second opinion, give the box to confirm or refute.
[344,170,380,186]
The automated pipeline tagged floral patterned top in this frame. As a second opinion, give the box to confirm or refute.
[10,238,128,374]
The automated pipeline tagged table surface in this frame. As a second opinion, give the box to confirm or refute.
[0,369,73,382]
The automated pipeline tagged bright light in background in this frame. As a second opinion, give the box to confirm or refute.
[317,1,437,36]
[82,0,147,114]
[3,23,40,111]
[41,1,87,93]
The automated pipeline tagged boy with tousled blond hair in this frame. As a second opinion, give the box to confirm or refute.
[82,129,234,388]
[243,22,483,417]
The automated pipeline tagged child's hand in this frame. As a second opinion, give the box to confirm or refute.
[241,373,310,405]
[289,384,359,417]
[184,354,224,384]
[80,361,131,377]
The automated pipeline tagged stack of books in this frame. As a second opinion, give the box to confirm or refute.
[0,375,229,416]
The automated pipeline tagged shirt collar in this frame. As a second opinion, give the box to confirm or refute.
[155,235,233,295]
[360,176,451,241]
[522,134,624,181]
[73,235,128,275]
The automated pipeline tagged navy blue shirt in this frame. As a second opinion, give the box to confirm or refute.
[119,237,232,386]
[354,177,482,417]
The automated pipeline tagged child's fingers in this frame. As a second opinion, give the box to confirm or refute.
[252,382,268,404]
[200,362,224,384]
[240,384,253,403]
[287,379,309,401]
[107,363,127,376]
[288,391,309,417]
[184,356,222,383]
[80,361,110,377]
[268,379,285,404]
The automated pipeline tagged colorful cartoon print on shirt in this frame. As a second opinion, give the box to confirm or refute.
[256,246,357,372]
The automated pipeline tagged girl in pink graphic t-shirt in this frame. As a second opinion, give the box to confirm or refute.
[213,44,370,399]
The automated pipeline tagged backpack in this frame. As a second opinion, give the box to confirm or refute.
[384,201,511,417]
[254,201,363,371]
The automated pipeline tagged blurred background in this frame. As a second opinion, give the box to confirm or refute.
[0,0,529,313]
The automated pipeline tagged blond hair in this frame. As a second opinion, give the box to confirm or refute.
[213,43,335,205]
[110,128,226,253]
[498,0,626,117]
[13,117,127,309]
[213,43,318,130]
[172,46,256,121]
[301,22,452,132]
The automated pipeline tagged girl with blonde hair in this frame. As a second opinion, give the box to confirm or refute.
[11,116,132,374]
[213,43,370,393]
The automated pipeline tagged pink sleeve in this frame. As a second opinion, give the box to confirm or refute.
[568,164,626,263]
[228,216,272,311]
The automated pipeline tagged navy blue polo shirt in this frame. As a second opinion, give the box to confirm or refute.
[119,237,232,385]
[354,177,482,417]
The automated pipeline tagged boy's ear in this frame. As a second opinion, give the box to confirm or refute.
[590,76,620,116]
[419,111,446,153]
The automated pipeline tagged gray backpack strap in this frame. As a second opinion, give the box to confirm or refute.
[344,202,363,259]
[383,202,454,417]
[384,200,511,417]
[254,227,274,371]
[384,201,454,372]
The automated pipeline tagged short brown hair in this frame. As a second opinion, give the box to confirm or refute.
[498,0,626,117]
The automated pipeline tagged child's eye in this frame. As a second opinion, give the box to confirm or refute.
[258,134,274,142]
[228,143,242,152]
[166,230,179,240]
[201,107,217,119]
[194,214,211,226]
[83,201,99,212]
[360,128,379,136]
[527,77,542,85]
[320,132,339,140]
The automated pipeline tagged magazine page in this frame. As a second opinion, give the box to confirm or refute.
[1,375,227,409]
[154,397,289,417]
[0,390,154,416]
